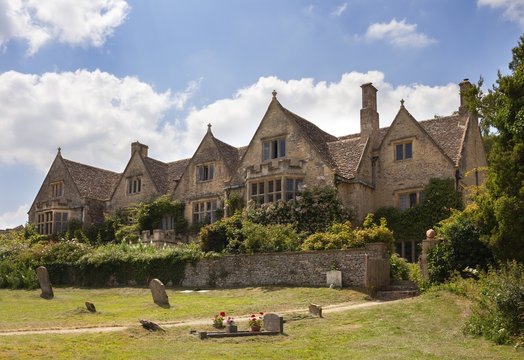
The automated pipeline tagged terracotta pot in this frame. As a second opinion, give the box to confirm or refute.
[250,325,261,332]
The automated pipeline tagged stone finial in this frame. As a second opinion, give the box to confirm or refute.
[426,229,435,239]
[57,147,61,154]
[207,123,212,132]
[400,98,405,107]
[272,90,277,98]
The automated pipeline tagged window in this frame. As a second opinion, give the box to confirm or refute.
[127,176,142,194]
[161,215,176,230]
[395,142,413,161]
[193,200,218,224]
[36,211,69,234]
[250,177,302,204]
[398,191,423,210]
[196,163,214,182]
[51,182,63,198]
[262,138,286,161]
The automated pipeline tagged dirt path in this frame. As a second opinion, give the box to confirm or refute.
[0,299,405,337]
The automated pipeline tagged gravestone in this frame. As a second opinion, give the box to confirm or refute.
[149,278,170,307]
[309,303,323,318]
[36,266,54,299]
[326,270,342,288]
[85,302,97,313]
[263,313,284,333]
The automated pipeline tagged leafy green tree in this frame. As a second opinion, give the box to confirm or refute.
[468,36,524,261]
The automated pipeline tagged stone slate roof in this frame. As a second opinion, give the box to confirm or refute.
[280,104,339,169]
[327,137,367,179]
[167,158,190,183]
[419,115,465,165]
[62,158,120,200]
[213,136,242,172]
[143,157,169,193]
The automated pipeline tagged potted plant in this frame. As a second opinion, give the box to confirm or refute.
[213,312,226,329]
[248,312,264,332]
[226,317,237,333]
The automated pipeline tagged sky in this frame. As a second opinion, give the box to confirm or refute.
[0,0,522,229]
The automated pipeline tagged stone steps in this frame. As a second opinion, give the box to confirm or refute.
[374,281,419,301]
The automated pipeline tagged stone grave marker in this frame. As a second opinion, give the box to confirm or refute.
[85,302,97,313]
[149,278,170,307]
[309,303,323,317]
[263,313,284,333]
[326,270,342,288]
[36,266,54,299]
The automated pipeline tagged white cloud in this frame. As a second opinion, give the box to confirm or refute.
[363,18,436,48]
[0,0,130,55]
[0,68,460,178]
[478,0,524,27]
[0,69,198,172]
[0,204,28,229]
[331,3,348,16]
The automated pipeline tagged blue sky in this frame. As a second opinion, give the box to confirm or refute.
[0,0,522,229]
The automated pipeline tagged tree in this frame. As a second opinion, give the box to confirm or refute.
[469,36,524,262]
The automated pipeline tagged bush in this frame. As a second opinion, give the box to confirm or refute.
[301,221,356,250]
[199,213,243,253]
[354,215,394,252]
[240,221,301,253]
[390,253,411,281]
[464,261,524,345]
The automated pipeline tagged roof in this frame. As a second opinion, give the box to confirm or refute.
[62,158,120,200]
[213,136,242,172]
[419,114,465,165]
[327,137,367,179]
[143,157,169,193]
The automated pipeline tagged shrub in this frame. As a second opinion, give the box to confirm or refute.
[464,261,524,345]
[301,222,356,251]
[240,221,301,253]
[427,241,454,284]
[390,253,410,281]
[199,213,244,253]
[354,215,394,252]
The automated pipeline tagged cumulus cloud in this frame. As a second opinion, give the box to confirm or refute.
[363,18,436,47]
[0,69,197,172]
[331,3,348,16]
[0,204,28,229]
[478,0,524,27]
[0,0,130,55]
[0,69,460,175]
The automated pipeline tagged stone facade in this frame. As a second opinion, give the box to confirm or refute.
[29,80,487,246]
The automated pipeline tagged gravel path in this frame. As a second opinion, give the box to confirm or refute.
[0,298,405,337]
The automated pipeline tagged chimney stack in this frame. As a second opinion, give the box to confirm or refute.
[131,141,149,157]
[360,83,379,147]
[459,78,472,114]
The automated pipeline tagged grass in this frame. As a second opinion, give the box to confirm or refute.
[0,286,367,330]
[0,287,522,359]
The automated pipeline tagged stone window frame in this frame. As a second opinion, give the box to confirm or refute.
[50,181,64,198]
[249,176,303,205]
[395,188,424,211]
[36,210,69,235]
[127,176,142,195]
[393,140,413,161]
[196,162,215,182]
[192,199,218,224]
[262,136,286,161]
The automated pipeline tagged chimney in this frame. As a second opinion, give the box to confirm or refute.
[131,141,149,157]
[360,83,379,147]
[459,78,472,114]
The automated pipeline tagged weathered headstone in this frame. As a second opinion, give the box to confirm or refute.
[263,313,284,333]
[85,302,97,313]
[36,266,54,299]
[140,319,165,332]
[326,270,343,288]
[309,303,323,318]
[149,278,170,307]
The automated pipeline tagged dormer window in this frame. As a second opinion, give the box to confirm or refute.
[51,181,64,198]
[127,176,142,194]
[395,141,412,161]
[196,163,214,182]
[262,137,286,161]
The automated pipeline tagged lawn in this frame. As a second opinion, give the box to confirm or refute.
[0,287,522,359]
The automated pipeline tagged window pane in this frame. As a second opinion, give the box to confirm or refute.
[295,179,303,192]
[275,179,282,192]
[268,180,273,192]
[405,142,412,159]
[409,193,417,207]
[396,144,403,160]
[262,141,270,160]
[279,138,286,157]
[209,164,214,179]
[259,182,265,194]
[400,194,408,210]
[63,213,68,221]
[251,183,257,196]
[272,140,278,159]
[286,179,294,191]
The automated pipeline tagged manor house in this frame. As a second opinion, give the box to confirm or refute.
[28,80,487,260]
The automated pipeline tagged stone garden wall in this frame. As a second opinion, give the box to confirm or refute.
[182,243,389,289]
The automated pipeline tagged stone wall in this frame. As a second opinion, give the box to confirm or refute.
[182,243,388,288]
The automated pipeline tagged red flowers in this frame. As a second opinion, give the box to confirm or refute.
[220,311,226,317]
